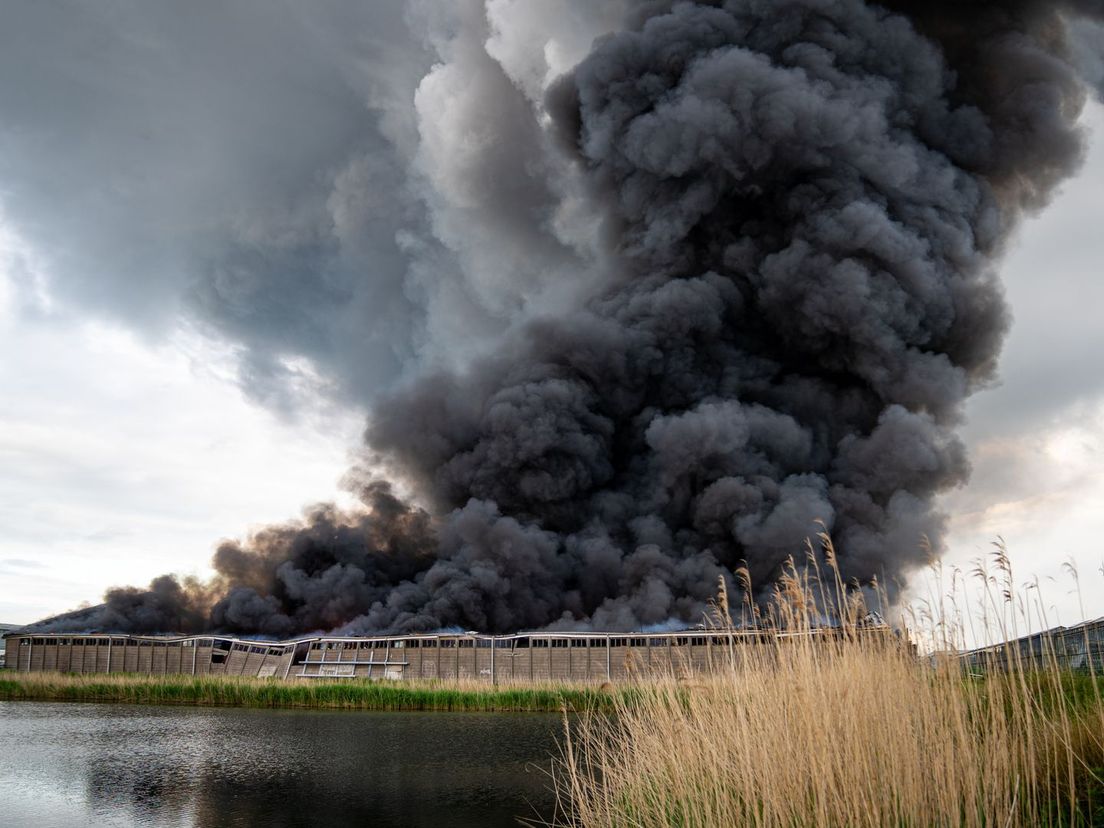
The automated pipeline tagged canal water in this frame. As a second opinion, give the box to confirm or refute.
[0,701,564,827]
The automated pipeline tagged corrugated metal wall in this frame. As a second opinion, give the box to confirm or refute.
[0,628,908,683]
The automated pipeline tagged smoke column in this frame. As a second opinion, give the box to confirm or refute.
[28,0,1104,636]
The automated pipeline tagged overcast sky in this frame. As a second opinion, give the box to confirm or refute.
[930,101,1104,639]
[1,3,1102,638]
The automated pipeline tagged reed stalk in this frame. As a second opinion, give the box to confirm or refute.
[551,542,1104,827]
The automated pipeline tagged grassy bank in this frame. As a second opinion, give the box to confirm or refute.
[553,543,1104,827]
[0,671,618,712]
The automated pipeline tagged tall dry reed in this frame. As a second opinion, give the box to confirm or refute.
[553,536,1104,827]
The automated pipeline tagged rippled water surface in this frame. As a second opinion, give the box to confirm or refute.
[0,701,562,827]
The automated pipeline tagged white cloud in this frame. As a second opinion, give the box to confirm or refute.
[927,100,1104,636]
[0,235,361,623]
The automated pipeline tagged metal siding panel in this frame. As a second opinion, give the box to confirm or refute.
[691,644,710,674]
[492,649,509,682]
[459,646,477,680]
[549,650,570,681]
[438,647,456,680]
[421,648,438,679]
[532,649,551,681]
[475,648,492,682]
[669,644,688,676]
[610,647,631,679]
[276,651,295,679]
[589,648,606,681]
[225,650,249,674]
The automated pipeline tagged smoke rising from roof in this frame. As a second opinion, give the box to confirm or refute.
[15,0,1104,635]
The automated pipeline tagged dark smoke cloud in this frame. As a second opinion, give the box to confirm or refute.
[24,0,1104,636]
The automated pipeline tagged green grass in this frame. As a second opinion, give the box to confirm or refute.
[0,671,621,712]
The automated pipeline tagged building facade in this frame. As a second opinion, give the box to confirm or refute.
[3,629,839,683]
[960,617,1104,673]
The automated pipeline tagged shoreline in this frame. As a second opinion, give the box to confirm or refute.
[0,670,617,713]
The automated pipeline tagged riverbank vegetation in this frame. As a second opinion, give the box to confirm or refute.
[0,672,618,712]
[553,538,1104,827]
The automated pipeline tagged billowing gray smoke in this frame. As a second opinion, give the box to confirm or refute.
[23,0,1104,635]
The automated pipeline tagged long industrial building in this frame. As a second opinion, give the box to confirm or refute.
[960,616,1104,673]
[1,628,868,682]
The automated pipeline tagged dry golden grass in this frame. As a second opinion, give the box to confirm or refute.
[552,536,1104,827]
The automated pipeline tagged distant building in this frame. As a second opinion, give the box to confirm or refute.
[0,625,895,682]
[0,624,22,668]
[961,617,1104,672]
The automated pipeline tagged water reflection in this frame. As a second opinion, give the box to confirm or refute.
[0,702,562,827]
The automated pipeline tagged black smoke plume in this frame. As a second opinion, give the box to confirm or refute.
[30,0,1104,636]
